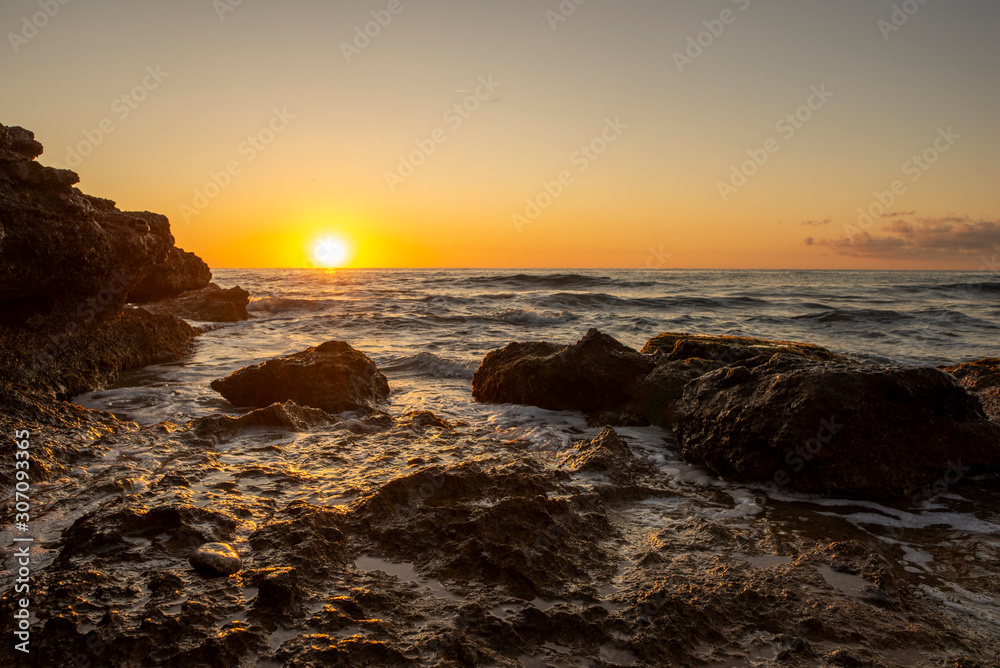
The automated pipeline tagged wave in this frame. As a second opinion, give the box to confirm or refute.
[792,308,911,324]
[248,296,331,313]
[487,308,578,326]
[464,273,611,290]
[379,352,478,379]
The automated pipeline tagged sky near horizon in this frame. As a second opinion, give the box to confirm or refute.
[2,0,999,270]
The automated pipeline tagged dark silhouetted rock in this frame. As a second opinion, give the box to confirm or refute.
[128,247,212,303]
[940,358,1000,422]
[0,122,201,397]
[141,283,250,322]
[189,542,242,577]
[472,329,655,416]
[674,354,1000,496]
[210,341,389,413]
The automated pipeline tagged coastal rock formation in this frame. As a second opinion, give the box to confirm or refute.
[674,354,1000,496]
[0,123,201,397]
[141,283,251,322]
[210,341,390,413]
[940,358,1000,422]
[472,328,655,417]
[127,247,212,303]
[472,329,848,426]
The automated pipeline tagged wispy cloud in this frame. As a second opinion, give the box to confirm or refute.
[806,214,1000,258]
[800,218,832,227]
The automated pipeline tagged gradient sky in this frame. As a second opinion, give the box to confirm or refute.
[2,0,999,269]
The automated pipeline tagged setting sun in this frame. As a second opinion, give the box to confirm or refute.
[312,235,351,268]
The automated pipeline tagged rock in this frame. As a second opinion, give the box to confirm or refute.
[141,283,250,322]
[940,358,1000,422]
[210,341,390,413]
[185,401,337,443]
[127,247,212,303]
[674,354,1000,496]
[0,122,204,397]
[641,332,846,363]
[472,328,655,416]
[189,542,242,577]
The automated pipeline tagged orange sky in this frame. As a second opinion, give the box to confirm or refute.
[3,0,998,269]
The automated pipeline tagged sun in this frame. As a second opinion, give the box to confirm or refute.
[312,235,351,268]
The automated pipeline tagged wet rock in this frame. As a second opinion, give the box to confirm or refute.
[561,427,658,502]
[186,401,337,443]
[189,543,242,577]
[211,340,390,413]
[641,331,847,363]
[940,358,1000,421]
[248,501,349,579]
[675,354,1000,496]
[141,283,250,322]
[349,461,616,600]
[127,247,212,303]
[472,328,655,417]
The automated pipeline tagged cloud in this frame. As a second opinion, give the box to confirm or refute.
[800,218,832,227]
[807,216,1000,259]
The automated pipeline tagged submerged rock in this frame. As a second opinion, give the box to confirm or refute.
[211,341,390,413]
[940,358,1000,422]
[472,328,655,417]
[127,247,212,303]
[141,283,251,322]
[189,542,242,577]
[675,354,1000,496]
[185,401,337,443]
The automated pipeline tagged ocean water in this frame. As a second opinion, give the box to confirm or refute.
[70,268,1000,640]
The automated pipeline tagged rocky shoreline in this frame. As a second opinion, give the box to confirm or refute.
[3,124,1000,666]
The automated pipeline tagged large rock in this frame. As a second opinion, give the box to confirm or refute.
[141,283,250,322]
[0,123,202,396]
[472,329,655,416]
[674,354,1000,496]
[211,341,390,413]
[940,358,1000,422]
[127,247,212,303]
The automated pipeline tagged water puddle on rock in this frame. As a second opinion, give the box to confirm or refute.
[354,554,465,603]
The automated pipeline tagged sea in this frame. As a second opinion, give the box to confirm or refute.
[70,269,1000,640]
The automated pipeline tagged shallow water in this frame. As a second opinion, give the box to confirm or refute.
[44,269,1000,662]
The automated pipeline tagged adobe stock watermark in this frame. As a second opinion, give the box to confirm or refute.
[179,107,295,223]
[546,0,588,32]
[50,66,169,171]
[718,85,834,202]
[673,0,751,73]
[384,75,502,192]
[878,0,931,41]
[214,0,245,21]
[341,0,413,64]
[7,0,72,54]
[845,126,959,237]
[512,117,628,233]
[643,246,673,269]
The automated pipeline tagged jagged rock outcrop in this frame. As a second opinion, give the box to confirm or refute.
[140,283,250,322]
[674,354,1000,496]
[210,341,390,413]
[128,247,212,303]
[0,123,202,397]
